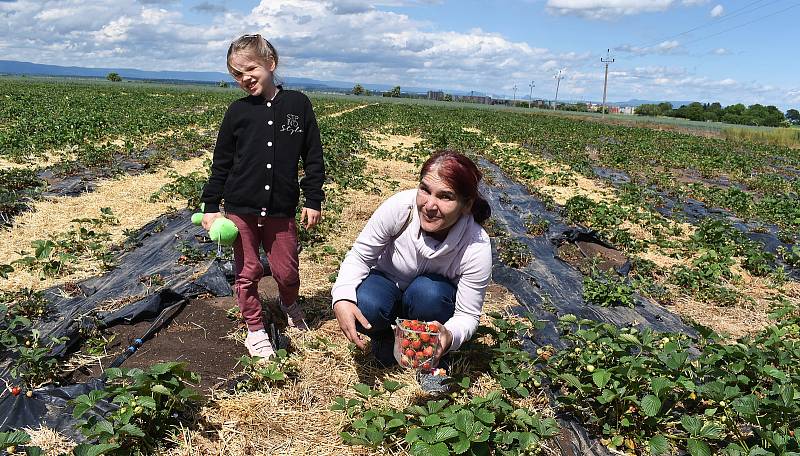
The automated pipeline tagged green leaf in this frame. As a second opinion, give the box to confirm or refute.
[148,361,182,375]
[383,380,404,393]
[560,373,584,390]
[151,384,172,396]
[681,415,702,436]
[592,369,612,389]
[454,410,475,435]
[698,422,724,440]
[352,383,374,398]
[72,402,92,419]
[618,333,641,345]
[119,423,146,437]
[92,420,114,437]
[473,408,496,425]
[72,443,120,456]
[451,437,471,454]
[649,435,670,455]
[650,377,672,398]
[0,431,31,445]
[25,446,43,456]
[640,395,662,417]
[423,414,442,427]
[410,441,450,456]
[687,438,712,456]
[433,426,459,442]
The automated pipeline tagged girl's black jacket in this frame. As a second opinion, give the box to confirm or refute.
[201,88,325,217]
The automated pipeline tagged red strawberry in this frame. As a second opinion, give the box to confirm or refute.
[415,350,426,359]
[412,339,422,349]
[400,338,411,348]
[427,323,439,332]
[420,333,431,343]
[423,346,434,357]
[422,361,431,369]
[10,386,21,396]
[404,348,415,358]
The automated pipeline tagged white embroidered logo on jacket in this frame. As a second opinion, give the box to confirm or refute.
[280,114,303,135]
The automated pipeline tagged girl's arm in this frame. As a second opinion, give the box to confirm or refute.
[201,108,235,213]
[300,96,325,212]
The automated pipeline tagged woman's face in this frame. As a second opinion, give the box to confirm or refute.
[416,166,472,239]
[229,52,275,97]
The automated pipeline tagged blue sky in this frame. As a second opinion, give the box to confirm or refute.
[1,0,798,107]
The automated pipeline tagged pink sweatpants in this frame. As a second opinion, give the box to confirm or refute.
[227,213,300,331]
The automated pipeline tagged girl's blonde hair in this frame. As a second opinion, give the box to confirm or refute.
[226,34,279,78]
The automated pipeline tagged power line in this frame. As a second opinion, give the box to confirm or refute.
[680,3,800,47]
[634,0,782,49]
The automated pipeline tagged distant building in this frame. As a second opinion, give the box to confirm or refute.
[455,94,492,105]
[619,106,635,115]
[428,91,445,101]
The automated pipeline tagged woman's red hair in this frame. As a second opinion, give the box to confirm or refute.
[419,150,491,224]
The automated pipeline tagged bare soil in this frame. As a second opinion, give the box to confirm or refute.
[69,278,285,392]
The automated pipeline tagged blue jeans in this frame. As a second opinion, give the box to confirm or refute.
[355,270,456,366]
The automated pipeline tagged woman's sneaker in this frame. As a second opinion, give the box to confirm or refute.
[245,329,276,359]
[280,299,310,331]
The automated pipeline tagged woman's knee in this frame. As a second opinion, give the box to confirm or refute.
[403,274,456,321]
[355,273,401,331]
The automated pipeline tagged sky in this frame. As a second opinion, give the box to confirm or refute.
[1,0,798,108]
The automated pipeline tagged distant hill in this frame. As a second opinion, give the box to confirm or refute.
[610,99,695,108]
[0,60,436,94]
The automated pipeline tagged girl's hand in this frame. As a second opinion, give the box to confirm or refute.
[431,321,452,366]
[333,300,371,350]
[301,207,322,229]
[201,212,222,231]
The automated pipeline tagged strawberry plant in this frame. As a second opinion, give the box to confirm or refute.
[546,312,800,455]
[332,379,559,456]
[10,329,68,388]
[71,362,202,455]
[235,350,298,391]
[497,238,532,269]
[583,269,635,308]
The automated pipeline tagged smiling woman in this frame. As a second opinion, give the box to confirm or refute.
[331,151,493,369]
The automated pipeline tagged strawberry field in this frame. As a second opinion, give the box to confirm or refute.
[0,77,798,456]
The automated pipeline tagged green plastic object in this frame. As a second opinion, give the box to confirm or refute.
[208,217,239,246]
[191,212,204,226]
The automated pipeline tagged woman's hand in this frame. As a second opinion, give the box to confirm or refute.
[333,300,372,350]
[201,212,222,231]
[431,321,452,366]
[301,208,322,229]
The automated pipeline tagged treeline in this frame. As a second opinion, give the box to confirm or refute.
[635,102,799,127]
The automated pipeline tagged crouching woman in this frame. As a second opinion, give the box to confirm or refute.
[331,151,492,367]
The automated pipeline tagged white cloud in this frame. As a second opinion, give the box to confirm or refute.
[0,0,795,106]
[616,40,682,55]
[545,0,675,19]
[710,4,723,17]
[712,47,728,55]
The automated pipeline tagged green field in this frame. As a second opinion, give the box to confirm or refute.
[1,78,799,456]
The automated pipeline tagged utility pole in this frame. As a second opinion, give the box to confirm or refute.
[553,70,564,110]
[601,48,615,115]
[528,80,535,109]
[512,84,517,106]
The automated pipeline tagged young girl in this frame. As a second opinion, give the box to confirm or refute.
[201,34,325,358]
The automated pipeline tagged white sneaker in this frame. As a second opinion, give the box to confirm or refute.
[245,330,276,359]
[280,299,310,331]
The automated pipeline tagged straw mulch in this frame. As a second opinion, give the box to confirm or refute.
[0,155,209,293]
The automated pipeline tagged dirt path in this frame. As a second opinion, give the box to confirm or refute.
[323,103,377,119]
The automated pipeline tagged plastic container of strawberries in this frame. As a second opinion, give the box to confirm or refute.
[393,318,441,369]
